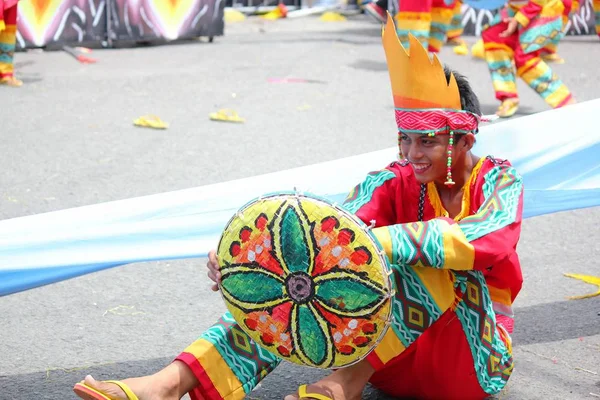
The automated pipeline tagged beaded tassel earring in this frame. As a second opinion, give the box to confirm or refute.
[398,134,404,161]
[445,130,455,186]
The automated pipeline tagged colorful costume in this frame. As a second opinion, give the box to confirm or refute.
[447,0,464,43]
[482,0,574,116]
[0,0,19,85]
[429,0,459,53]
[173,20,524,400]
[390,0,434,48]
[540,0,578,62]
[367,0,463,53]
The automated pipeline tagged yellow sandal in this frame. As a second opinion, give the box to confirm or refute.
[297,384,334,400]
[496,99,520,118]
[133,115,169,129]
[0,76,23,87]
[209,109,245,123]
[73,380,139,400]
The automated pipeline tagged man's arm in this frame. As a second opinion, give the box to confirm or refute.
[513,0,544,28]
[373,164,524,271]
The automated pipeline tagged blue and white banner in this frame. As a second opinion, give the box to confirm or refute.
[1,99,599,297]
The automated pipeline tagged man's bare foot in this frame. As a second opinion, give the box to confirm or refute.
[283,359,374,400]
[75,361,199,400]
[79,374,178,400]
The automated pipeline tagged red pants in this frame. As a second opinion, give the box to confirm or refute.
[369,310,488,400]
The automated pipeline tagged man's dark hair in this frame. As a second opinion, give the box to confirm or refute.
[444,66,481,116]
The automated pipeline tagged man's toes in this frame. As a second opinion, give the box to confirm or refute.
[284,394,299,400]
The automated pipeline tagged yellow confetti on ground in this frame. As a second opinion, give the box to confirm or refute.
[46,362,116,380]
[224,9,246,23]
[564,273,600,299]
[102,305,146,317]
[320,12,347,22]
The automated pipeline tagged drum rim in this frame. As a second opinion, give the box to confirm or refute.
[216,190,394,369]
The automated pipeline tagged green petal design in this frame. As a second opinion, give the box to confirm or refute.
[220,264,288,312]
[291,304,333,367]
[313,270,387,318]
[273,203,314,275]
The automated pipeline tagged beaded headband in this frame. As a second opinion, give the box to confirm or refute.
[395,109,491,186]
[395,108,481,135]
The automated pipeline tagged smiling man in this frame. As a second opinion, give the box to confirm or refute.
[74,16,525,400]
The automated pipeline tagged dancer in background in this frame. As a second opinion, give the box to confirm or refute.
[0,0,21,87]
[482,0,575,118]
[446,1,470,54]
[540,0,578,63]
[365,0,435,49]
[365,0,461,53]
[429,0,459,53]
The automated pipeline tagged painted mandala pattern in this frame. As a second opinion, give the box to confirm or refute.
[217,193,393,368]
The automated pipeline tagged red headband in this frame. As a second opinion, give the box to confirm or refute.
[395,108,481,135]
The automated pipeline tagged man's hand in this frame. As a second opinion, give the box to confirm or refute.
[206,250,221,291]
[500,18,519,38]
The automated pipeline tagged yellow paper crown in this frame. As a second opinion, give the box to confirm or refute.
[382,14,461,110]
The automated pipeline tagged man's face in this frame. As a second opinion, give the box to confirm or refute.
[400,132,459,184]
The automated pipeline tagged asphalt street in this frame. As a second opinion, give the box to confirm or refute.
[1,14,599,400]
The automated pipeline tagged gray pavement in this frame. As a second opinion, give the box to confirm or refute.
[1,14,599,400]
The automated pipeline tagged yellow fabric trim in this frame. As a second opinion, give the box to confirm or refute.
[428,37,444,52]
[493,80,518,94]
[540,0,564,17]
[0,62,14,74]
[395,11,433,21]
[0,24,17,36]
[440,222,475,270]
[373,328,407,364]
[488,285,512,305]
[483,43,514,58]
[431,7,454,22]
[412,267,456,311]
[184,338,245,400]
[516,57,541,76]
[394,18,432,31]
[427,157,484,222]
[372,227,393,262]
[544,84,571,108]
[514,11,530,28]
[0,21,5,32]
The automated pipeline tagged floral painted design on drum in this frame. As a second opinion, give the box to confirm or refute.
[217,195,393,368]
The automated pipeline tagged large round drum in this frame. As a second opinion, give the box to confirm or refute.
[216,192,393,369]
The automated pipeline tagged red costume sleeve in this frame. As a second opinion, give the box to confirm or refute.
[373,164,524,271]
[342,166,399,227]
